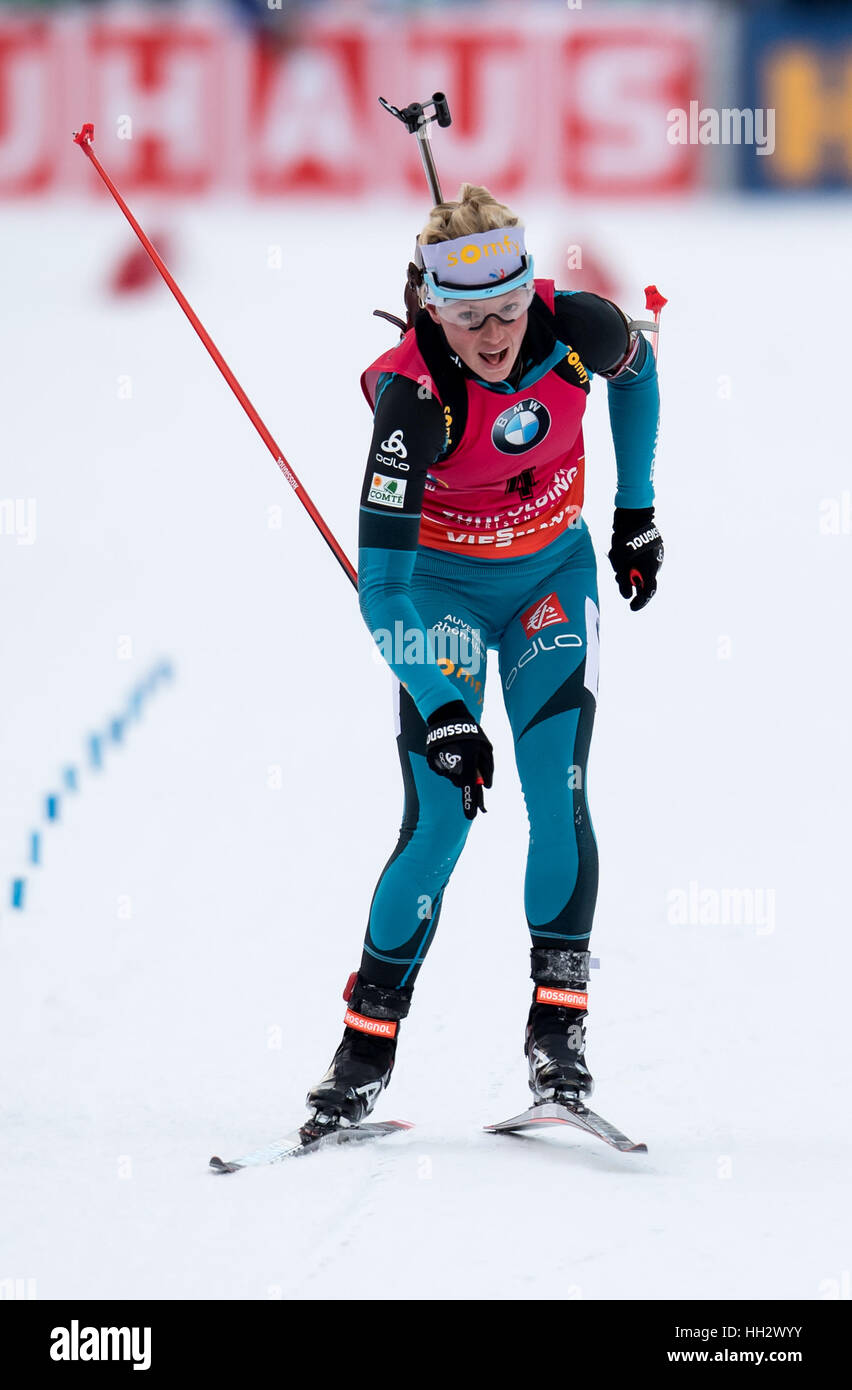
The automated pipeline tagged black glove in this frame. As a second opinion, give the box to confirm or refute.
[608,506,664,612]
[425,700,494,821]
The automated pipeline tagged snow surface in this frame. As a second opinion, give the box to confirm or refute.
[1,195,850,1301]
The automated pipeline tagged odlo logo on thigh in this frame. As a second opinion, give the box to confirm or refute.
[503,631,582,692]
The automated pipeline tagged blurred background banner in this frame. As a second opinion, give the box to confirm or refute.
[742,7,852,191]
[4,2,851,199]
[0,0,716,198]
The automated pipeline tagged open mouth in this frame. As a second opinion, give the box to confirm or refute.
[479,347,509,368]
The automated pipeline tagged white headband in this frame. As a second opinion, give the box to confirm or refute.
[420,227,527,294]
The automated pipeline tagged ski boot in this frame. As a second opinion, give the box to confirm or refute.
[304,972,413,1137]
[524,947,594,1104]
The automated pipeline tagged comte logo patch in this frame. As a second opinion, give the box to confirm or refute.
[368,472,407,508]
[521,593,568,638]
[492,398,551,455]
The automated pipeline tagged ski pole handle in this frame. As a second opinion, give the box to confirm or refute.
[643,285,668,364]
[378,92,452,205]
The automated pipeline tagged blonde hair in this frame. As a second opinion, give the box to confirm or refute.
[419,183,520,245]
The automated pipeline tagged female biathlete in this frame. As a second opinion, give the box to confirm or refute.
[305,185,663,1130]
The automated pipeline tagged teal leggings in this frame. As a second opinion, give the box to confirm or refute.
[360,523,600,990]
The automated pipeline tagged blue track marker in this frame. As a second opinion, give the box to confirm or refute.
[6,658,174,916]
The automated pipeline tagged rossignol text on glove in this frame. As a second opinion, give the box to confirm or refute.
[607,506,664,612]
[425,700,494,821]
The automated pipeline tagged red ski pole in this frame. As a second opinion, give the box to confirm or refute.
[72,123,357,590]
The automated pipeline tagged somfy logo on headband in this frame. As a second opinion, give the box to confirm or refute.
[421,227,527,289]
[445,234,521,268]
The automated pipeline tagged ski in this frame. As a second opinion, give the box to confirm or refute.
[209,1119,413,1173]
[484,1102,647,1154]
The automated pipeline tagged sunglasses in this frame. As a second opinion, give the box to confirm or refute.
[432,281,535,331]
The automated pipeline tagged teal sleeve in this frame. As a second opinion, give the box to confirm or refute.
[358,545,461,722]
[606,335,659,510]
[358,372,459,722]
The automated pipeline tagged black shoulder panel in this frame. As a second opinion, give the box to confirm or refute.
[528,292,590,392]
[553,291,631,375]
[413,310,469,460]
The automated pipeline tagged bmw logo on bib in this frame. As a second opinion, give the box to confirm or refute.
[492,399,552,455]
